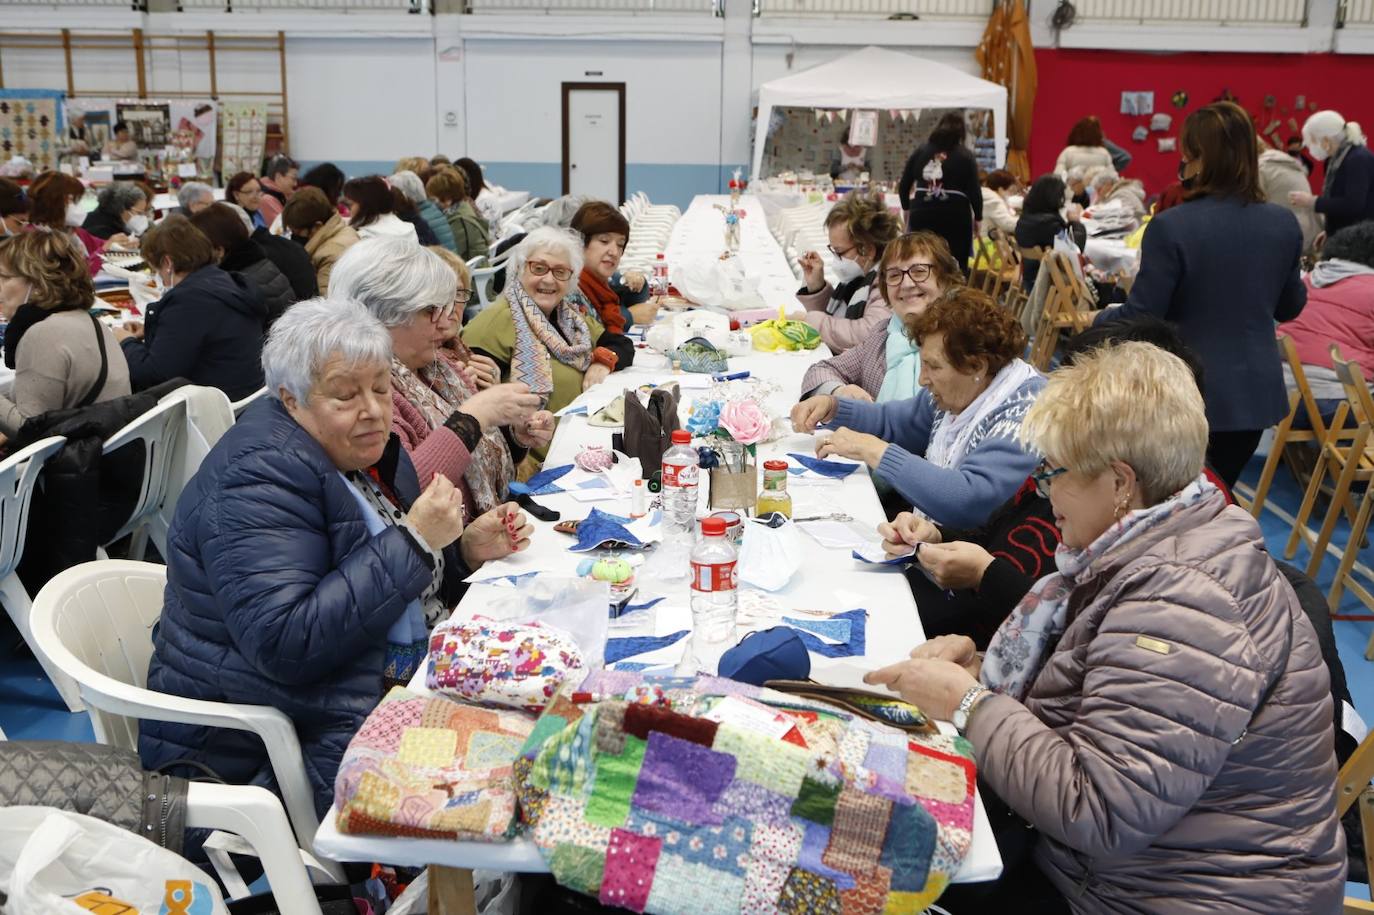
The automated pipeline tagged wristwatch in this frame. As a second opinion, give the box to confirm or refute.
[952,685,992,736]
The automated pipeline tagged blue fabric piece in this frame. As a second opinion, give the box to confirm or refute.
[605,629,690,664]
[786,609,866,659]
[718,627,810,685]
[781,616,852,644]
[508,463,574,496]
[880,797,938,893]
[620,595,667,616]
[786,452,861,478]
[851,548,916,567]
[569,508,646,553]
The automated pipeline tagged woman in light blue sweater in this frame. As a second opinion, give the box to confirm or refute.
[793,288,1044,527]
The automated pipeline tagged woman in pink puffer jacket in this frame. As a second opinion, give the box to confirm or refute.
[867,341,1346,914]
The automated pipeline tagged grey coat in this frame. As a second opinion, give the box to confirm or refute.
[968,493,1346,913]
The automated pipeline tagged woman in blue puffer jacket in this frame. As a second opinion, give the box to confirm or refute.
[138,297,534,816]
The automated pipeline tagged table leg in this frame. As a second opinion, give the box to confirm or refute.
[427,864,476,915]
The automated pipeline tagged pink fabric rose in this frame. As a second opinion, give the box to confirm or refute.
[719,401,771,445]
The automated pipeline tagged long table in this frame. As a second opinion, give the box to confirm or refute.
[665,194,803,310]
[314,340,1004,887]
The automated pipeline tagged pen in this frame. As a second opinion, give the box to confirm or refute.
[712,370,751,382]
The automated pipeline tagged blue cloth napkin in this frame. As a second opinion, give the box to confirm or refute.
[508,463,574,496]
[780,608,867,658]
[569,508,647,553]
[786,453,862,479]
[851,547,917,567]
[605,629,690,664]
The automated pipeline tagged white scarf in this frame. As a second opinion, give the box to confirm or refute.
[926,358,1039,469]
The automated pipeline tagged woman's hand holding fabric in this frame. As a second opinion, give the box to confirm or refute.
[815,426,886,468]
[878,511,941,555]
[513,410,555,450]
[909,634,982,677]
[460,382,540,432]
[863,658,980,721]
[800,250,826,291]
[918,541,996,591]
[460,502,534,569]
[789,394,837,433]
[405,473,465,552]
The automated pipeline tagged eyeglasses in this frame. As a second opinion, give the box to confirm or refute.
[883,263,934,287]
[453,288,473,304]
[1031,460,1068,498]
[526,260,573,282]
[426,301,457,323]
[827,243,857,259]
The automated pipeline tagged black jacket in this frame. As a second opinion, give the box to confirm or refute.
[82,208,127,241]
[120,266,266,401]
[1015,211,1087,292]
[253,227,319,301]
[1316,143,1374,237]
[399,210,440,247]
[221,238,296,327]
[12,378,187,594]
[898,143,983,218]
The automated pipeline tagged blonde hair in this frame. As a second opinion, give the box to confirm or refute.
[1019,341,1207,505]
[0,228,94,311]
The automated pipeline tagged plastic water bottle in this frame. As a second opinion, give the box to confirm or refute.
[686,516,739,674]
[652,253,670,295]
[660,429,699,539]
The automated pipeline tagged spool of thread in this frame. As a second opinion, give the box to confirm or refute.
[630,479,647,518]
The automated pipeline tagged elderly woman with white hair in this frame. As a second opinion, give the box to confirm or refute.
[1289,109,1374,238]
[331,237,554,520]
[81,181,148,241]
[864,341,1345,913]
[1085,168,1146,227]
[391,169,457,254]
[462,225,635,438]
[139,296,534,819]
[175,181,215,217]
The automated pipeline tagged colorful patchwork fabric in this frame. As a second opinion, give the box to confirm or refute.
[334,687,534,840]
[427,615,584,712]
[515,672,976,913]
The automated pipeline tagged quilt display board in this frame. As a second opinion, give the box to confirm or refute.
[220,101,270,177]
[0,89,65,173]
[64,97,219,166]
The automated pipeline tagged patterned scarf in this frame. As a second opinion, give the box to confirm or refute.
[507,278,593,407]
[980,475,1218,700]
[390,355,515,520]
[926,359,1040,469]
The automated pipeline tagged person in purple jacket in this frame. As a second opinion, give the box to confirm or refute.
[792,287,1044,527]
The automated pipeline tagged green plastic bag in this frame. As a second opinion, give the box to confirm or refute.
[749,306,823,352]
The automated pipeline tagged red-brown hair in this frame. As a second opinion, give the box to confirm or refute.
[1065,116,1105,148]
[906,287,1026,375]
[27,171,85,229]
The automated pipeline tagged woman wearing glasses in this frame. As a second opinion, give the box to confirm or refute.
[793,287,1043,528]
[794,192,902,353]
[461,226,635,451]
[331,238,552,520]
[863,340,1342,914]
[799,231,962,402]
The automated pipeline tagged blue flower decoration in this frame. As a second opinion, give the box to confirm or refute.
[696,447,719,469]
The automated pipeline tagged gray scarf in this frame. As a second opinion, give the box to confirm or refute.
[1310,258,1374,288]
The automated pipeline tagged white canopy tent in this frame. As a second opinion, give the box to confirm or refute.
[751,46,1008,181]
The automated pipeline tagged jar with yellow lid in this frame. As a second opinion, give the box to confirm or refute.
[756,459,792,518]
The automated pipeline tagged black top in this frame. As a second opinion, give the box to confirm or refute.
[82,208,127,241]
[1015,211,1088,292]
[222,238,297,328]
[253,227,319,301]
[399,210,440,247]
[1316,143,1374,237]
[796,271,876,321]
[897,143,983,219]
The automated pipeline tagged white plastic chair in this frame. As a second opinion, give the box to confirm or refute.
[99,397,186,561]
[28,560,346,884]
[229,386,267,417]
[143,386,236,563]
[0,436,83,712]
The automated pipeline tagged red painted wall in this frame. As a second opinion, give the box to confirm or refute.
[1028,48,1374,196]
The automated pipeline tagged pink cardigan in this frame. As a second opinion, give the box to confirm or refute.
[390,391,478,522]
[1278,274,1374,379]
[796,281,891,354]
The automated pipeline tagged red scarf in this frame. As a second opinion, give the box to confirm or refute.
[578,267,625,335]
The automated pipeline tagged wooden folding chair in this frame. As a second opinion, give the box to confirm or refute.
[1339,732,1374,911]
[970,236,1000,298]
[1249,336,1333,519]
[1028,252,1095,371]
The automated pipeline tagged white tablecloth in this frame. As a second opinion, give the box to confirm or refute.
[313,342,1003,884]
[666,195,802,310]
[1083,236,1140,277]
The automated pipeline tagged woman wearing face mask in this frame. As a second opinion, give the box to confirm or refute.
[794,192,902,353]
[798,231,962,402]
[1288,110,1374,238]
[81,182,149,242]
[0,230,131,436]
[112,215,267,400]
[792,287,1044,528]
[25,171,113,276]
[0,179,29,237]
[1094,101,1306,488]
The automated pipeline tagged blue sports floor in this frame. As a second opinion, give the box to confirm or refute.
[2,442,1370,900]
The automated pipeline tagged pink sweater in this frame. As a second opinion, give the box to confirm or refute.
[390,391,478,522]
[1278,274,1374,379]
[796,281,891,354]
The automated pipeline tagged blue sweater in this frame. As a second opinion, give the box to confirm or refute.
[829,371,1045,527]
[1094,196,1305,431]
[1316,144,1374,237]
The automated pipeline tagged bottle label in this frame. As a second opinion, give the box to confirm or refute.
[662,462,699,489]
[762,470,787,492]
[691,560,737,592]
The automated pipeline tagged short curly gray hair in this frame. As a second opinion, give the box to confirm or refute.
[388,170,426,206]
[96,181,146,216]
[328,235,457,328]
[507,225,585,291]
[177,182,214,211]
[262,297,392,403]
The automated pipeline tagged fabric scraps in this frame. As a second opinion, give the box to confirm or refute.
[782,609,867,658]
[427,615,584,712]
[509,463,574,496]
[785,453,862,478]
[605,630,690,665]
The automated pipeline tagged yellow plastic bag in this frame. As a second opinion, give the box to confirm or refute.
[1124,215,1151,249]
[749,307,823,352]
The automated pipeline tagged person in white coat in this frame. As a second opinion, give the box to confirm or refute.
[980,170,1021,238]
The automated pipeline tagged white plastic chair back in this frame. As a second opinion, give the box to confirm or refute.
[146,386,235,561]
[101,397,187,560]
[229,386,267,418]
[29,560,343,878]
[0,436,84,711]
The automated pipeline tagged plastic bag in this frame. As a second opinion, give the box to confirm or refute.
[749,306,823,352]
[0,806,230,915]
[481,576,611,669]
[670,256,765,311]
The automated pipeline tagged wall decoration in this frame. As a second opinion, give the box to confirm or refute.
[0,89,63,172]
[1120,91,1154,115]
[116,103,171,148]
[848,109,878,147]
[220,101,269,177]
[1131,125,1148,142]
[1149,113,1172,132]
[1157,136,1177,152]
[1171,90,1189,109]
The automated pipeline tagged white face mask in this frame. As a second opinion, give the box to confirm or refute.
[832,256,866,284]
[65,202,86,228]
[1307,142,1331,162]
[126,213,150,236]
